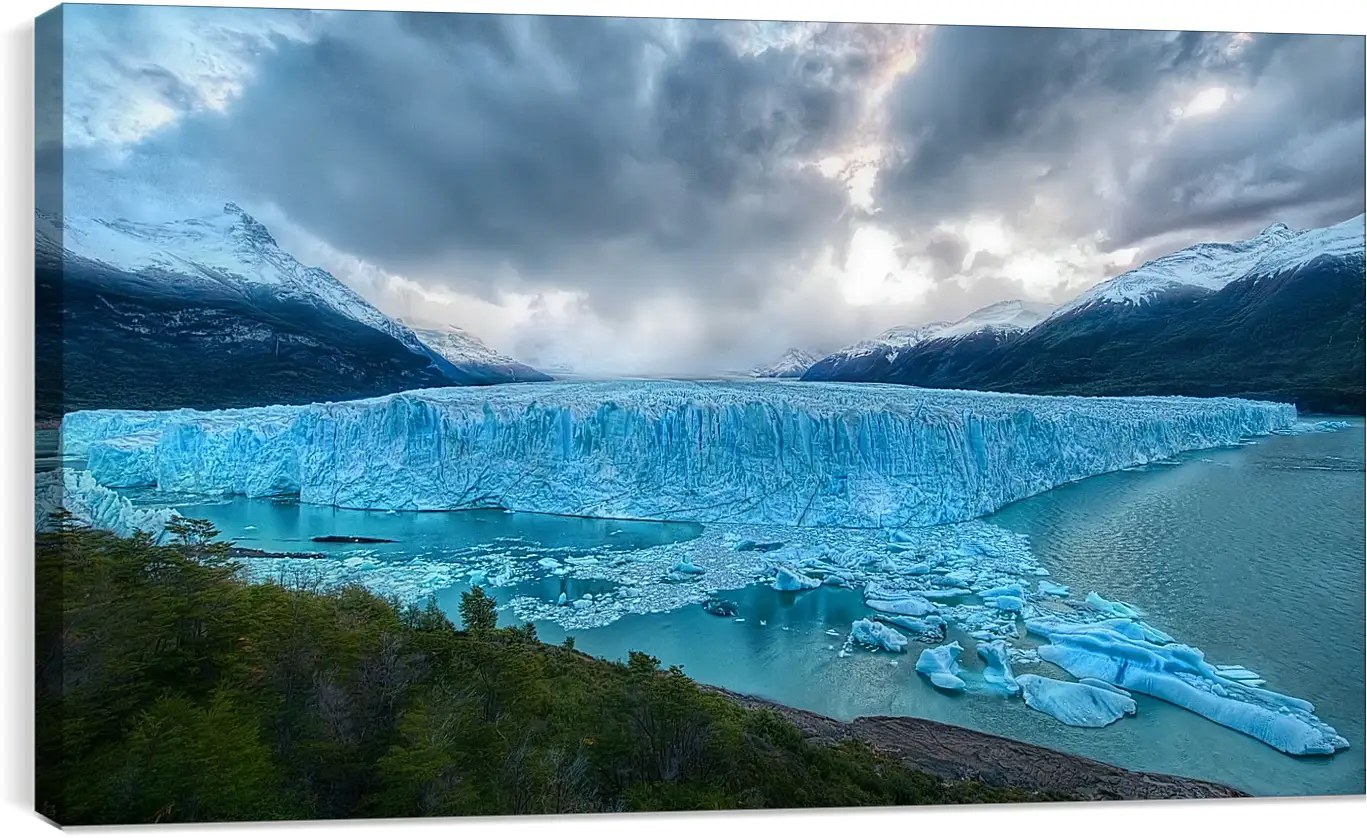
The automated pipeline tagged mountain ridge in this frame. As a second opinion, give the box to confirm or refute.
[802,213,1366,414]
[35,202,550,418]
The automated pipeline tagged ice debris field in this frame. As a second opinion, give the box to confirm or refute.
[39,381,1352,757]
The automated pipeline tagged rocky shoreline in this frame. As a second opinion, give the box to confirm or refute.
[703,685,1246,800]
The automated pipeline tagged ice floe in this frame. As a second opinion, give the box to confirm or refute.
[773,566,821,591]
[1037,580,1071,598]
[977,639,1021,695]
[850,618,909,653]
[916,642,967,692]
[1017,674,1137,727]
[1026,616,1349,755]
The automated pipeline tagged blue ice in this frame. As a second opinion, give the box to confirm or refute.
[61,380,1297,528]
[1016,674,1136,728]
[851,618,909,653]
[916,642,967,692]
[1026,617,1349,755]
[977,640,1020,695]
[773,566,821,591]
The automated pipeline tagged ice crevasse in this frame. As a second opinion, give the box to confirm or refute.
[60,380,1297,528]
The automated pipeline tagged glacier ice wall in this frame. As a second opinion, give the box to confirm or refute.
[61,381,1296,528]
[36,468,181,542]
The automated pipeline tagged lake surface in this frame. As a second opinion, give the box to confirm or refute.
[48,418,1365,796]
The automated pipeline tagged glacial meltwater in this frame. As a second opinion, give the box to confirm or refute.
[41,417,1365,796]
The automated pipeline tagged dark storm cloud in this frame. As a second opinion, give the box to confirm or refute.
[877,26,1365,250]
[1105,34,1366,246]
[128,13,899,314]
[921,233,970,280]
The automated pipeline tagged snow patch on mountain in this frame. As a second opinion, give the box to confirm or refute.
[1055,214,1366,317]
[402,321,523,368]
[751,348,822,378]
[828,299,1056,362]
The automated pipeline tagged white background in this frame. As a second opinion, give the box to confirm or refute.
[3,1,1364,835]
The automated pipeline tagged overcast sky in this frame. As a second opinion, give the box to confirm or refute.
[41,6,1366,374]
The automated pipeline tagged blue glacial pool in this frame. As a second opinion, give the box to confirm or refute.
[94,418,1365,797]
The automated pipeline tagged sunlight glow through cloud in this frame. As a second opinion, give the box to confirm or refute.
[1174,86,1229,119]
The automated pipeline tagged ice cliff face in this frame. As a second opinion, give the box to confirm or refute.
[62,381,1296,529]
[36,468,180,542]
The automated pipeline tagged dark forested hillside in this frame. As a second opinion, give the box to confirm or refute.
[36,520,1051,825]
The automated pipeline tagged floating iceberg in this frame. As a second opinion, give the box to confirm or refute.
[916,642,967,692]
[1017,674,1136,727]
[1272,420,1353,435]
[977,640,1020,695]
[850,618,909,653]
[871,613,946,642]
[773,566,821,591]
[61,380,1296,528]
[866,595,937,617]
[1085,592,1144,619]
[1037,580,1071,598]
[983,594,1024,612]
[1027,617,1348,755]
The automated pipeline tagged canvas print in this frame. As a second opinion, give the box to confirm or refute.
[33,3,1366,825]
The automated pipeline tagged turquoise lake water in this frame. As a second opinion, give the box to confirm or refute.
[56,419,1365,797]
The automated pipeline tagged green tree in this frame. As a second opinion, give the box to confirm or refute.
[459,586,498,635]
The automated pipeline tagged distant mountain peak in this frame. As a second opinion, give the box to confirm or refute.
[398,319,522,367]
[833,299,1055,362]
[751,347,821,378]
[220,201,278,247]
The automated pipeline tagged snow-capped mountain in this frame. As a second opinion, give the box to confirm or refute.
[750,348,822,378]
[36,203,549,417]
[1053,214,1366,317]
[836,300,1055,361]
[401,321,551,383]
[804,213,1365,413]
[39,202,447,364]
[804,300,1055,382]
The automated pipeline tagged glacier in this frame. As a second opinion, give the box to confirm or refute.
[61,380,1296,529]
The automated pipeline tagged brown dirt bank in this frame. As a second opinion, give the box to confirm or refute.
[703,685,1247,801]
